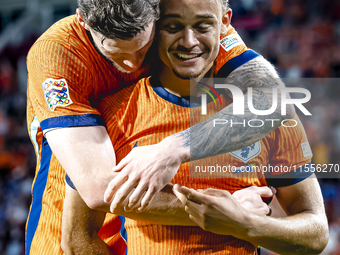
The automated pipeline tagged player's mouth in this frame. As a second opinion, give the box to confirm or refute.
[174,53,204,61]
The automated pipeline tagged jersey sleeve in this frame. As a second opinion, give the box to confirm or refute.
[265,115,314,187]
[214,26,260,77]
[27,39,104,131]
[97,82,137,145]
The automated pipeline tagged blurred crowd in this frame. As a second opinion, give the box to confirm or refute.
[0,0,339,254]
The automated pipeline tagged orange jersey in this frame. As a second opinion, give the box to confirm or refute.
[214,26,257,77]
[97,76,313,255]
[25,15,150,255]
[26,13,259,255]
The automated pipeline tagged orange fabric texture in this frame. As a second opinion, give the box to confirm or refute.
[97,77,312,255]
[26,15,150,255]
[214,26,250,74]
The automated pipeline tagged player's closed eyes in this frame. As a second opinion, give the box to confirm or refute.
[194,22,213,33]
[163,22,184,33]
[163,22,213,34]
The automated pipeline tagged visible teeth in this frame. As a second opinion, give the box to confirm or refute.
[178,54,199,59]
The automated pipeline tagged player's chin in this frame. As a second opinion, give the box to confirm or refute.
[173,67,205,80]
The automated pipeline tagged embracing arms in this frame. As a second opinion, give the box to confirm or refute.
[46,56,289,211]
[104,56,296,211]
[47,124,273,223]
[61,182,274,255]
[46,125,196,225]
[47,125,271,226]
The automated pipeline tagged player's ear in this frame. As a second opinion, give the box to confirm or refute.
[220,9,232,35]
[76,8,91,30]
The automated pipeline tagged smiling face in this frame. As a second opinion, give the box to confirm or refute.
[158,0,227,79]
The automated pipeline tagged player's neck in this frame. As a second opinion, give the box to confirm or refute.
[158,65,214,98]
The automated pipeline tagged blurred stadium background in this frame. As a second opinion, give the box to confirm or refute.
[0,0,340,254]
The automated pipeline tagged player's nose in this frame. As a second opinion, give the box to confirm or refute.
[179,27,200,49]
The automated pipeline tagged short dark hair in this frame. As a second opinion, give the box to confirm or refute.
[78,0,160,40]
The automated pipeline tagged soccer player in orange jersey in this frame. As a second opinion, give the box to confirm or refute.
[26,2,158,253]
[26,0,295,255]
[61,0,327,254]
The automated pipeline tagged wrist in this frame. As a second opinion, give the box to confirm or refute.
[160,135,190,163]
[239,213,267,246]
[225,209,258,241]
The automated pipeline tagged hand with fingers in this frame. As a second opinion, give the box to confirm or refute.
[232,186,276,216]
[103,140,187,213]
[172,185,276,236]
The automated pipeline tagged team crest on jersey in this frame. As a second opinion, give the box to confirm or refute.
[229,141,261,163]
[42,78,73,111]
[220,34,244,52]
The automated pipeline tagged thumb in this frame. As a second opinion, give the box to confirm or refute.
[255,186,276,198]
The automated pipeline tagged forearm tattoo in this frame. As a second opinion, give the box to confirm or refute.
[173,56,290,160]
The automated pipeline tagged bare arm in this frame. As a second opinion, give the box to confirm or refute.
[61,184,112,255]
[176,175,328,255]
[247,176,328,254]
[46,126,116,210]
[46,126,194,225]
[173,55,294,160]
[61,184,274,254]
[107,184,271,224]
[105,56,295,211]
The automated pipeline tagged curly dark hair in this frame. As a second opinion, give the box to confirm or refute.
[78,0,160,40]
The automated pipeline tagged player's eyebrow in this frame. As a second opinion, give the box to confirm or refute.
[195,14,216,19]
[161,14,181,19]
[162,13,215,20]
